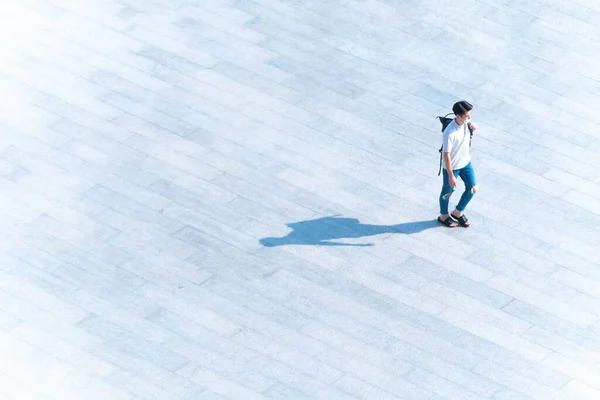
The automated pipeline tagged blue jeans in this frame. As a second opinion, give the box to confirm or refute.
[439,162,476,215]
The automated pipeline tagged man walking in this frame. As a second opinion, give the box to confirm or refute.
[438,101,478,228]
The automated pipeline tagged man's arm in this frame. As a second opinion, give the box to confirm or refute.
[443,152,457,186]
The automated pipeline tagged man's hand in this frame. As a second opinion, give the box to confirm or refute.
[449,174,458,187]
[468,122,478,131]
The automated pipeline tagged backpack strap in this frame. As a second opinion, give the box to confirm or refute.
[468,123,474,147]
[438,145,443,176]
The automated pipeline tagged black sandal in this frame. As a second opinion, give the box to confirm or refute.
[453,214,470,227]
[438,216,458,228]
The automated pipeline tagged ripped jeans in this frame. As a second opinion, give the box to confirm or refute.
[439,162,477,215]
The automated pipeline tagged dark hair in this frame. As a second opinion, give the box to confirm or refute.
[452,101,473,116]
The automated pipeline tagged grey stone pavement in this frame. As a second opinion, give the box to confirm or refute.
[1,0,600,399]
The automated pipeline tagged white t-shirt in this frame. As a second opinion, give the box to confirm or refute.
[442,119,471,170]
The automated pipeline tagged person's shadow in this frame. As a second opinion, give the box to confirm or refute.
[259,215,438,247]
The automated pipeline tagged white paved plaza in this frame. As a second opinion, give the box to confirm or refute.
[1,0,600,399]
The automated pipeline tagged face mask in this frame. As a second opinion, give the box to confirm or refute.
[463,117,471,124]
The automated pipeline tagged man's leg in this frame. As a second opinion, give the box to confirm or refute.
[452,163,477,225]
[439,169,458,227]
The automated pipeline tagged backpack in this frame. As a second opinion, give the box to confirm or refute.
[436,113,474,176]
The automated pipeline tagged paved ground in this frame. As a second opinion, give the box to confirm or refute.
[1,0,600,399]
